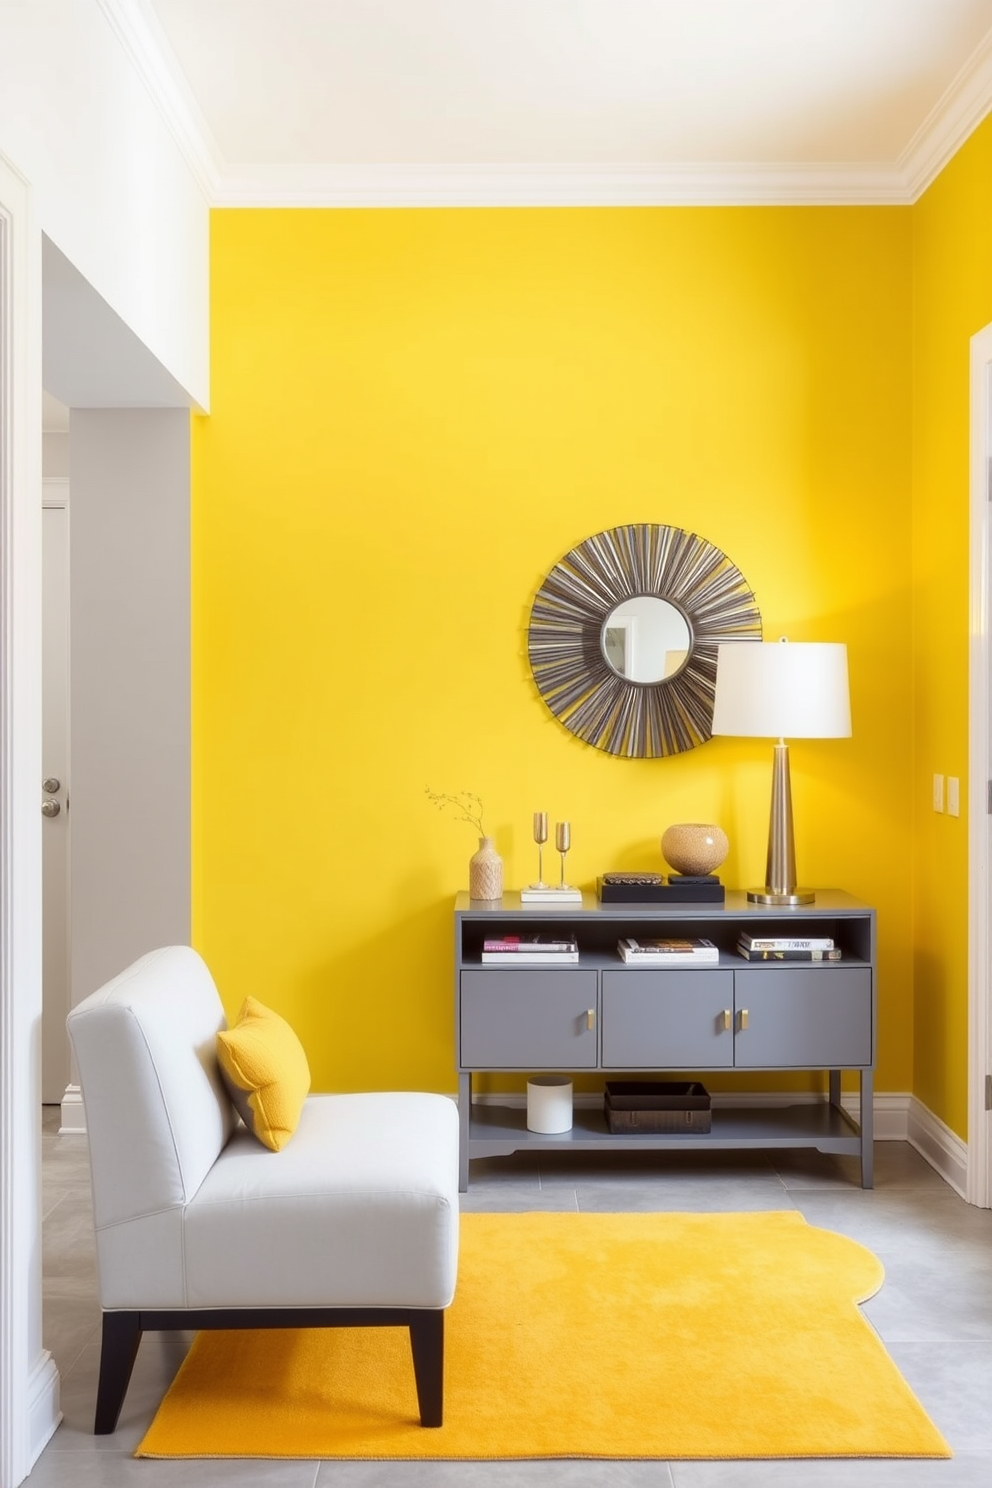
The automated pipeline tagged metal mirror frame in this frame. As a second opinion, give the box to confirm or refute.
[527,523,762,758]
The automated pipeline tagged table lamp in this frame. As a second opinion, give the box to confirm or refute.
[710,638,851,905]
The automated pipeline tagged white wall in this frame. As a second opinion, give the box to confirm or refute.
[0,0,209,408]
[69,410,191,1002]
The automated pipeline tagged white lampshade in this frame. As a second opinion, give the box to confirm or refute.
[711,641,851,740]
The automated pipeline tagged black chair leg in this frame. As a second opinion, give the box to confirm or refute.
[95,1311,142,1433]
[408,1310,444,1427]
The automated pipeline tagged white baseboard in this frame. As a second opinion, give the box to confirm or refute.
[907,1095,969,1198]
[838,1090,912,1141]
[27,1351,60,1471]
[58,1084,85,1135]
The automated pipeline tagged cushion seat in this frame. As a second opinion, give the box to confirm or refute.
[185,1093,458,1309]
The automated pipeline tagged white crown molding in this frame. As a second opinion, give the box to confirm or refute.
[211,160,911,208]
[95,0,224,203]
[98,6,992,208]
[900,23,992,202]
[96,5,992,208]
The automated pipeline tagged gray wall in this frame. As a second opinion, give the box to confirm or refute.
[69,410,190,1002]
[42,432,69,477]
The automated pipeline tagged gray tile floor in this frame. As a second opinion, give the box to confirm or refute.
[35,1108,992,1487]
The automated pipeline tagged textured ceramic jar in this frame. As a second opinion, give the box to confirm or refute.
[469,837,504,900]
[661,823,729,877]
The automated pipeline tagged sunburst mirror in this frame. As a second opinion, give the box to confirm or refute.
[527,524,762,758]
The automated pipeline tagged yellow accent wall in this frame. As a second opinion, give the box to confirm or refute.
[911,115,992,1138]
[193,206,914,1098]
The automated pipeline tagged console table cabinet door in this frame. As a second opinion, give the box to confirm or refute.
[460,970,599,1069]
[601,970,735,1068]
[732,969,872,1068]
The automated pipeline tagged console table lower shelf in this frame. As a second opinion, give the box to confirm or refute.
[459,1080,873,1191]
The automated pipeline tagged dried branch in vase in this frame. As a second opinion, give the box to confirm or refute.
[424,787,487,836]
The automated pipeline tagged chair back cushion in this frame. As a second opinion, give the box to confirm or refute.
[67,946,234,1231]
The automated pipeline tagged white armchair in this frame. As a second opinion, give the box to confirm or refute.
[67,946,460,1431]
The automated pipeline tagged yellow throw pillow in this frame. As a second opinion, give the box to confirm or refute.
[216,996,311,1152]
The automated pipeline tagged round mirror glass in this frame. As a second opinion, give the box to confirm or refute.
[601,597,691,683]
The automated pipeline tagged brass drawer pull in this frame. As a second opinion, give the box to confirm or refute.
[586,1008,596,1031]
[738,1008,749,1032]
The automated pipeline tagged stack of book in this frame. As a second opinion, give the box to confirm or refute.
[617,937,719,965]
[737,933,842,962]
[481,935,579,964]
[520,886,583,905]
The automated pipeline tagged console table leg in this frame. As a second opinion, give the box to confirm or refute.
[828,1069,841,1108]
[458,1071,471,1192]
[859,1068,874,1189]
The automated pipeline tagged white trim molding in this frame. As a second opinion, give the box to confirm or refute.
[212,160,912,210]
[58,1086,86,1137]
[98,1,992,209]
[96,0,221,203]
[1,151,60,1488]
[901,25,992,202]
[907,1098,969,1200]
[968,321,992,1210]
[26,1355,59,1470]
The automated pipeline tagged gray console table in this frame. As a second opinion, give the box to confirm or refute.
[454,890,875,1191]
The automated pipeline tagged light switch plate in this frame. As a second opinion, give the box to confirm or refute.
[947,777,960,817]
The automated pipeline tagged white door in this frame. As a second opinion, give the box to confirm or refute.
[41,485,69,1105]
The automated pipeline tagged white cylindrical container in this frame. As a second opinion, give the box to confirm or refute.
[526,1076,573,1133]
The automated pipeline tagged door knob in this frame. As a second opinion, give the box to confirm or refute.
[41,799,61,818]
[43,777,61,794]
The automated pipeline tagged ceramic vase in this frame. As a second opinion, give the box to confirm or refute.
[661,823,729,877]
[469,836,504,901]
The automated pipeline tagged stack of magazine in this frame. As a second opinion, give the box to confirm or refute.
[481,934,579,964]
[737,933,842,962]
[617,937,719,965]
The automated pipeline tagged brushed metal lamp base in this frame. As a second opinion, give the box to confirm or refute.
[747,886,816,906]
[750,740,817,907]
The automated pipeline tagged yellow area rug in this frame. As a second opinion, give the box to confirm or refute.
[137,1210,950,1461]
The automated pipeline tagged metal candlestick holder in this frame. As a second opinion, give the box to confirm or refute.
[531,811,549,888]
[555,820,572,889]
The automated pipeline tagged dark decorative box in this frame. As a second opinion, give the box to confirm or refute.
[597,876,725,904]
[604,1080,712,1133]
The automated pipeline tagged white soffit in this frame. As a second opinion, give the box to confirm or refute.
[104,0,992,206]
[42,235,198,409]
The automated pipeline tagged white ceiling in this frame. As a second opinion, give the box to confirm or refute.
[119,0,992,204]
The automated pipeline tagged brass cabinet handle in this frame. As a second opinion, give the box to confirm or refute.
[721,1009,732,1032]
[586,1008,595,1031]
[738,1008,749,1032]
